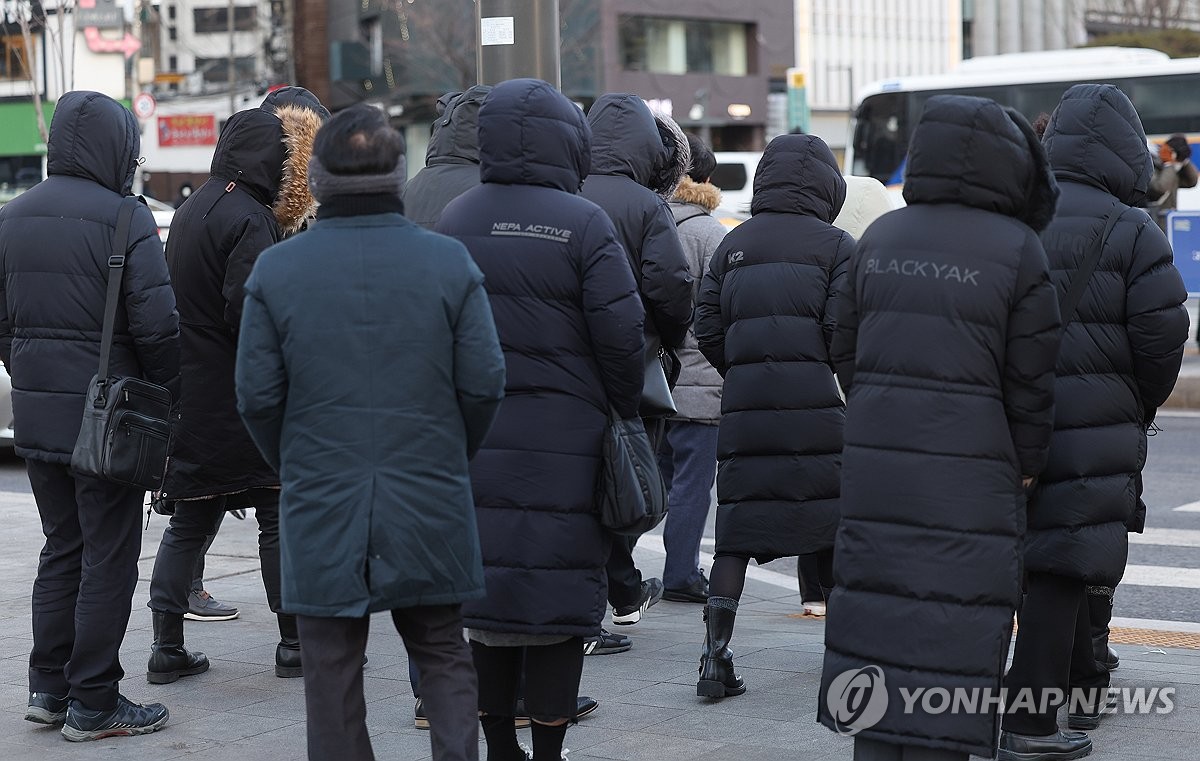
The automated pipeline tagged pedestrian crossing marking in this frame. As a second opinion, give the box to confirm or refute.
[1172,501,1200,512]
[1131,528,1200,547]
[1123,564,1200,589]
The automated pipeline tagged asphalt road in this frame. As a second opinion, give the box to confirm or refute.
[1,413,1199,624]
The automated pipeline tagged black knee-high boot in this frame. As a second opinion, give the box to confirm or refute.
[1087,586,1119,671]
[697,597,745,698]
[275,613,303,678]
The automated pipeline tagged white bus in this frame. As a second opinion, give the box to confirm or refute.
[846,47,1200,209]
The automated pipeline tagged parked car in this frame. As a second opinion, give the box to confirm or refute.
[711,151,762,228]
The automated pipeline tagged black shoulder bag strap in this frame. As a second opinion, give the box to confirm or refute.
[674,209,708,227]
[95,197,138,405]
[1059,204,1126,326]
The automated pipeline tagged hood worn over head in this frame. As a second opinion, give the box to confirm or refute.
[478,78,590,192]
[209,104,323,234]
[650,112,690,199]
[47,90,139,195]
[903,95,1059,232]
[672,176,721,212]
[261,86,331,121]
[587,93,668,187]
[751,134,846,222]
[1043,83,1153,207]
[832,175,893,239]
[428,85,491,167]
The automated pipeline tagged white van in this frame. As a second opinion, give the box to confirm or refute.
[710,151,761,227]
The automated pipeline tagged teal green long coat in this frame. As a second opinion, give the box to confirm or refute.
[235,211,505,617]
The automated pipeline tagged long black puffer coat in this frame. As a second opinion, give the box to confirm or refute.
[163,99,325,500]
[694,135,853,561]
[1027,84,1187,585]
[0,91,179,463]
[582,94,693,349]
[818,96,1062,757]
[403,85,490,229]
[437,79,645,638]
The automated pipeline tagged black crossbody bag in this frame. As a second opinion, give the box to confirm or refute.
[1059,204,1126,325]
[70,197,173,490]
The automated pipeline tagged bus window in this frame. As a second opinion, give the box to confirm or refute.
[852,92,907,183]
[1128,74,1200,135]
[1014,82,1076,123]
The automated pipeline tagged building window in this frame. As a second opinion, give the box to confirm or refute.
[168,26,177,41]
[193,6,258,34]
[619,16,752,76]
[0,35,32,81]
[196,56,257,84]
[167,4,176,21]
[168,54,178,71]
[361,15,383,77]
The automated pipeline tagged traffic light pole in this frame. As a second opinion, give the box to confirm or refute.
[475,0,561,89]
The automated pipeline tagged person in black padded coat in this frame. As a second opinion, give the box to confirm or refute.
[817,95,1063,761]
[693,133,853,700]
[1000,84,1188,761]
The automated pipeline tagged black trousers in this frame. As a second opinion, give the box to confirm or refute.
[1004,572,1110,736]
[853,737,967,761]
[149,488,281,615]
[797,548,835,603]
[26,460,144,711]
[472,638,584,721]
[297,606,478,761]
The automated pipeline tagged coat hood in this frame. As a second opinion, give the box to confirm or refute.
[833,175,893,239]
[210,103,324,234]
[1043,84,1153,207]
[672,176,721,212]
[261,86,331,120]
[586,93,669,187]
[46,90,139,195]
[650,112,690,199]
[478,78,590,192]
[427,85,491,167]
[750,134,846,222]
[904,95,1059,232]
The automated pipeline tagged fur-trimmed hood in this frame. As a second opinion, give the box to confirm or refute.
[671,176,721,212]
[208,99,326,235]
[651,112,690,199]
[273,104,324,234]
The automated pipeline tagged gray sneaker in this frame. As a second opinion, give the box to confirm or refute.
[184,589,240,621]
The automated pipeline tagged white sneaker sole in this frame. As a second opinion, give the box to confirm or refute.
[184,610,240,622]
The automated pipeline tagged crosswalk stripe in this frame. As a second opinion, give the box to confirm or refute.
[1123,564,1200,589]
[1131,528,1200,547]
[1172,501,1200,512]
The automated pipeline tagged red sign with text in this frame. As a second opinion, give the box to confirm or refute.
[158,115,217,147]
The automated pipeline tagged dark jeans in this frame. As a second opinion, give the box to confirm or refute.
[298,606,477,761]
[26,460,144,711]
[1004,572,1110,736]
[472,638,584,721]
[853,737,967,761]
[149,488,281,616]
[191,511,225,590]
[657,421,717,590]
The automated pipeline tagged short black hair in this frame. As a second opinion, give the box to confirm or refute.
[313,103,405,175]
[686,133,716,182]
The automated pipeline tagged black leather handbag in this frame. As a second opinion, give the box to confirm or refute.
[597,408,669,536]
[640,337,679,418]
[70,198,173,491]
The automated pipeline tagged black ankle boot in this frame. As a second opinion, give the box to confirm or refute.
[697,597,745,699]
[147,611,210,684]
[275,613,302,678]
[1087,588,1119,671]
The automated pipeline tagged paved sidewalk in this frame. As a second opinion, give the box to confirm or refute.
[0,488,1197,760]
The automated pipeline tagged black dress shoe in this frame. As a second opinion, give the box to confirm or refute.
[998,729,1092,761]
[512,696,597,723]
[663,572,709,604]
[1100,645,1119,671]
[1067,690,1117,730]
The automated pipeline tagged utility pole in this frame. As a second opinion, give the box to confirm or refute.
[476,0,560,89]
[227,0,235,117]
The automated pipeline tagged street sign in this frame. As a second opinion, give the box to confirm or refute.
[1168,211,1200,294]
[133,93,156,121]
[76,0,123,29]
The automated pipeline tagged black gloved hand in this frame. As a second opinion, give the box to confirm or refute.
[1167,135,1191,162]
